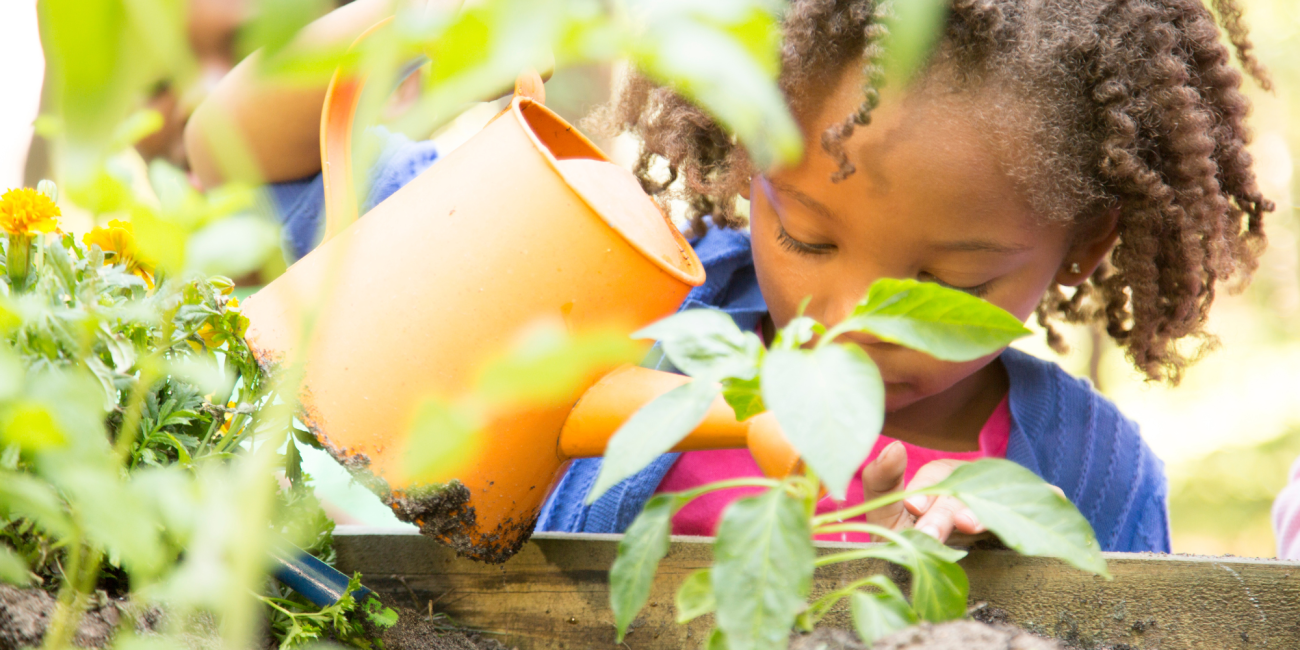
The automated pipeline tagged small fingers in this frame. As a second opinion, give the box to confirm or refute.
[862,441,910,529]
[914,495,977,542]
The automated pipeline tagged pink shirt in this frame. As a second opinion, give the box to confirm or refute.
[654,396,1012,542]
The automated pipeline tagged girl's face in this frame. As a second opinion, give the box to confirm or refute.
[750,76,1100,413]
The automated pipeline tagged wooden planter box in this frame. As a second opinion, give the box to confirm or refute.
[334,527,1300,649]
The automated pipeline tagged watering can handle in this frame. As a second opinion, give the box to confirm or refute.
[319,19,547,242]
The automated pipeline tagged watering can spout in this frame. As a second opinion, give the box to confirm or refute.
[559,366,799,478]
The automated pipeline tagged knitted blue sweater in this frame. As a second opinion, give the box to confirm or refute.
[272,135,1171,554]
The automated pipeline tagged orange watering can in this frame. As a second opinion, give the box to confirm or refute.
[242,39,797,563]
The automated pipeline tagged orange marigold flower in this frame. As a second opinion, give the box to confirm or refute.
[0,188,61,236]
[84,220,155,288]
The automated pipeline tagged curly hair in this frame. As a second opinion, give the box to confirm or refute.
[598,0,1274,384]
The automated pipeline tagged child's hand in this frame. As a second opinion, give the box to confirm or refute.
[902,460,987,543]
[902,460,1068,544]
[859,440,915,530]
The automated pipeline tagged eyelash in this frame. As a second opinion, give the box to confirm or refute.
[776,225,994,297]
[918,272,993,298]
[777,226,836,256]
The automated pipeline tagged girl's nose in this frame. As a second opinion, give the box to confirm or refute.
[813,287,884,346]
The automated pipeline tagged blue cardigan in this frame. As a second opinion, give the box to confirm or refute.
[272,136,1171,554]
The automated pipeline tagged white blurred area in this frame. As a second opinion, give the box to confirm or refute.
[0,1,43,191]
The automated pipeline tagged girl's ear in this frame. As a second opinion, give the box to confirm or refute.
[1056,206,1121,287]
[738,176,753,201]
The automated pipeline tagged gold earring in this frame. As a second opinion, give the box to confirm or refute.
[1070,262,1081,274]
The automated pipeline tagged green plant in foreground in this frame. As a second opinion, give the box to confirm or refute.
[602,279,1112,649]
[261,574,399,649]
[0,184,383,649]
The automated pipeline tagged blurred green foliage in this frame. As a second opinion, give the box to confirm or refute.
[1168,425,1300,557]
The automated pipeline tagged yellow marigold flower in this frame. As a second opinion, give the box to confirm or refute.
[0,188,60,236]
[83,220,155,288]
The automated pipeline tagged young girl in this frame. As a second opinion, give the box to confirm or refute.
[187,0,1273,553]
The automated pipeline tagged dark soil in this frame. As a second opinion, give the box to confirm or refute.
[0,585,507,650]
[874,621,1065,650]
[0,585,148,650]
[788,620,1066,650]
[377,603,511,650]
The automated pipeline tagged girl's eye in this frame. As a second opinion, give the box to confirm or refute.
[918,272,993,298]
[777,225,836,256]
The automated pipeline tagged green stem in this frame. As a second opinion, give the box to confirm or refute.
[804,574,898,625]
[41,538,97,650]
[197,376,242,456]
[811,485,951,528]
[7,233,31,291]
[113,366,157,465]
[673,477,781,510]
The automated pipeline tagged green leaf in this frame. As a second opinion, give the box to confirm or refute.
[0,544,31,586]
[588,380,719,503]
[0,472,75,541]
[236,0,333,58]
[771,316,820,351]
[634,309,761,381]
[476,322,643,406]
[893,529,969,621]
[676,569,717,623]
[760,345,884,499]
[712,487,815,650]
[933,459,1110,577]
[0,401,68,451]
[878,0,949,85]
[850,589,918,645]
[626,0,802,169]
[402,398,481,482]
[706,627,729,650]
[838,279,1031,362]
[610,494,675,641]
[721,375,765,421]
[855,531,967,622]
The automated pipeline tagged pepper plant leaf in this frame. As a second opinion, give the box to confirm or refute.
[760,345,883,499]
[850,588,918,645]
[860,530,968,621]
[676,568,717,623]
[635,308,761,381]
[0,544,30,586]
[931,458,1110,577]
[721,375,765,421]
[712,487,815,650]
[588,380,719,503]
[610,494,676,642]
[837,279,1031,362]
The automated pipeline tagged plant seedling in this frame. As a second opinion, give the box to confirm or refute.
[601,279,1110,650]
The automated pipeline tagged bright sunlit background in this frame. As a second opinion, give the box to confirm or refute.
[2,0,1297,556]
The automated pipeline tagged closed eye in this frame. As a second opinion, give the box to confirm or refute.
[918,271,993,298]
[777,225,836,256]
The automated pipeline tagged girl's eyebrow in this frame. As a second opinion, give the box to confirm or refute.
[934,240,1032,254]
[766,179,840,223]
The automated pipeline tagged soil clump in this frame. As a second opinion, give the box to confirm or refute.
[788,620,1066,650]
[377,603,511,650]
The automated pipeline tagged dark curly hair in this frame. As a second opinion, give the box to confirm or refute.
[598,0,1274,384]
